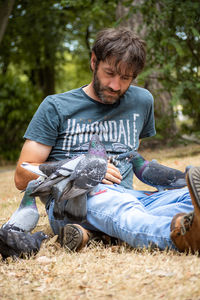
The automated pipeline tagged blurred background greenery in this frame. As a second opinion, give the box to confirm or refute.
[0,0,199,162]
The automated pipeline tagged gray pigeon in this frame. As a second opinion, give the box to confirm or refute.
[21,156,83,179]
[21,155,83,200]
[117,150,188,191]
[53,134,108,220]
[21,134,108,222]
[2,179,42,232]
[0,229,48,259]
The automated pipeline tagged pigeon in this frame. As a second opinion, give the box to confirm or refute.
[46,134,108,221]
[21,156,83,179]
[0,228,48,259]
[2,179,42,233]
[21,134,108,222]
[116,150,188,191]
[21,155,84,200]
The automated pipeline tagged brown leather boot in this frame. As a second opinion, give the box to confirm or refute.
[59,224,117,251]
[170,166,200,253]
[59,224,92,251]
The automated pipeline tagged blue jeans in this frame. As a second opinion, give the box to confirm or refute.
[46,184,192,250]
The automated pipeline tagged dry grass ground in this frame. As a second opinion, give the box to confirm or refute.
[0,144,200,300]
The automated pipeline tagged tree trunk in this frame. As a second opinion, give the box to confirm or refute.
[30,48,55,98]
[0,0,15,45]
[40,65,55,97]
[30,65,55,98]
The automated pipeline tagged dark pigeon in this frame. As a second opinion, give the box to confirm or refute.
[0,229,48,259]
[2,179,42,232]
[21,134,108,221]
[117,150,188,191]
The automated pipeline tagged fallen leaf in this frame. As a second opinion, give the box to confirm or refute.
[36,256,56,264]
[146,268,175,277]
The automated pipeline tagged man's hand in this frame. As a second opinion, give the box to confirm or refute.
[102,161,122,185]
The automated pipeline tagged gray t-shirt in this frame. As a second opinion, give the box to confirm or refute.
[24,85,156,189]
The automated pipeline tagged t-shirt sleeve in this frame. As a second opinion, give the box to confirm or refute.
[139,92,156,139]
[24,96,60,146]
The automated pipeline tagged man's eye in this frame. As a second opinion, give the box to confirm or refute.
[121,76,130,81]
[106,71,114,76]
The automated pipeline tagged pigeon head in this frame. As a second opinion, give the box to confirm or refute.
[20,178,44,208]
[88,134,107,158]
[26,178,44,193]
[32,231,48,246]
[127,151,146,169]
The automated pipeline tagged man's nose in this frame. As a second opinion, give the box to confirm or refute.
[108,76,121,91]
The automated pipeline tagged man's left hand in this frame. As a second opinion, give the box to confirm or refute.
[102,162,122,185]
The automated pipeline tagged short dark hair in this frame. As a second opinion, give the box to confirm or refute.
[92,27,146,78]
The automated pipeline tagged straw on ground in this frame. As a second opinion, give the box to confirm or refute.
[0,144,200,300]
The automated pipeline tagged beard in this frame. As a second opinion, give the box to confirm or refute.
[93,69,128,105]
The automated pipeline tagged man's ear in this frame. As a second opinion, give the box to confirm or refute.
[90,52,97,71]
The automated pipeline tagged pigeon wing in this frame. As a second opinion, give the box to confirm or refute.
[53,194,87,222]
[21,163,47,178]
[0,229,21,258]
[59,184,87,200]
[51,177,72,202]
[53,155,85,177]
[142,162,186,188]
[38,158,75,177]
[53,199,68,220]
[21,156,83,180]
[30,176,65,197]
[63,194,87,222]
[71,156,107,189]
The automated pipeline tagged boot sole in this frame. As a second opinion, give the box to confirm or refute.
[186,167,200,211]
[59,224,83,251]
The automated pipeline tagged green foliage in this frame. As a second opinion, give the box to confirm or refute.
[58,0,118,91]
[0,72,42,161]
[0,0,200,161]
[135,0,200,135]
[56,53,92,92]
[0,0,68,97]
[51,0,118,91]
[0,0,118,161]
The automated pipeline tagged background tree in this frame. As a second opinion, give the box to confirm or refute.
[132,0,200,139]
[116,0,177,145]
[0,0,118,161]
[0,0,199,161]
[0,0,15,45]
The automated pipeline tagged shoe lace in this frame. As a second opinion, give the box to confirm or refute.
[180,212,194,235]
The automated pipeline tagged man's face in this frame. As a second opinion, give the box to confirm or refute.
[92,57,134,105]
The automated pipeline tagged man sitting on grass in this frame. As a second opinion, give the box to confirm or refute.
[14,27,200,254]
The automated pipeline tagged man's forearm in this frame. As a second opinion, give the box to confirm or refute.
[14,164,40,190]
